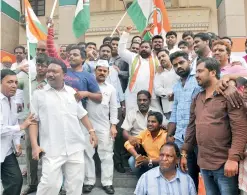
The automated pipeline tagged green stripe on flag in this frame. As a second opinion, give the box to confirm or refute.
[34,21,47,34]
[29,43,37,58]
[1,0,20,22]
[59,0,77,6]
[127,0,147,33]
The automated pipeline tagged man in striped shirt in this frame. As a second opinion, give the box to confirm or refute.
[134,142,196,195]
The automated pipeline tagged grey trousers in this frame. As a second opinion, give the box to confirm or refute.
[25,129,39,188]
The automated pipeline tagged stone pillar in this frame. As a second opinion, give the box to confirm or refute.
[218,0,247,37]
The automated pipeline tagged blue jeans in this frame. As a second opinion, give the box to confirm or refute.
[175,139,200,192]
[128,156,155,178]
[201,166,238,195]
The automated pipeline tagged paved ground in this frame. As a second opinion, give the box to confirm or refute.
[26,187,135,195]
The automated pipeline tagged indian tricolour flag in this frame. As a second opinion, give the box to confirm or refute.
[127,0,171,40]
[24,0,47,57]
[73,0,90,38]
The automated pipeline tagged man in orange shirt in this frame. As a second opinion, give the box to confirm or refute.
[124,111,167,178]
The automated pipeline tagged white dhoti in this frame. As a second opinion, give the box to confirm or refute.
[37,150,85,195]
[84,131,114,186]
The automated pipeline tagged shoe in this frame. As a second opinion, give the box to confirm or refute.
[102,185,115,194]
[115,163,125,173]
[21,186,37,195]
[83,185,94,193]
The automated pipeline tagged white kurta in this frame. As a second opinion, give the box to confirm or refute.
[154,68,180,114]
[118,32,162,113]
[85,82,118,186]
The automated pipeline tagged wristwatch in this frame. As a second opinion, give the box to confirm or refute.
[148,159,153,168]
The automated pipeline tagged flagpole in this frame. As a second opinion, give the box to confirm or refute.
[110,11,127,37]
[48,0,58,27]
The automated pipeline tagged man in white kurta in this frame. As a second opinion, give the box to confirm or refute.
[154,49,179,119]
[29,58,97,195]
[84,60,118,194]
[118,28,162,113]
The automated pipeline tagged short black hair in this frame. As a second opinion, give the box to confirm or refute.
[140,41,152,48]
[77,42,86,46]
[221,36,233,46]
[207,32,219,41]
[160,142,180,158]
[110,37,120,43]
[131,35,142,43]
[182,31,194,39]
[170,51,189,63]
[197,57,221,79]
[137,90,151,100]
[166,31,177,38]
[66,44,76,52]
[47,57,67,73]
[69,45,87,59]
[14,46,25,54]
[194,32,212,48]
[36,53,49,65]
[86,42,97,49]
[245,39,247,47]
[1,69,16,81]
[103,37,112,44]
[130,42,140,48]
[157,49,169,56]
[152,35,164,42]
[99,44,113,52]
[178,40,189,48]
[148,111,163,125]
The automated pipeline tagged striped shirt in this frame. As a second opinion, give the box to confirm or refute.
[134,167,196,195]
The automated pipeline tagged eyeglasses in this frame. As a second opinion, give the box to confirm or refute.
[60,50,66,52]
[36,48,46,52]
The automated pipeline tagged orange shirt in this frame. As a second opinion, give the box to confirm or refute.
[124,129,167,160]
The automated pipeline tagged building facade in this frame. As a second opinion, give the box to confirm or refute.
[1,0,247,61]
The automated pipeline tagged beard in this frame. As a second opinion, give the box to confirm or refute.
[140,51,150,58]
[176,68,190,78]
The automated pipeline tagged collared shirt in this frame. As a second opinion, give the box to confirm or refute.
[190,52,213,75]
[230,55,247,68]
[167,45,181,55]
[135,167,197,195]
[87,82,118,132]
[169,73,201,142]
[18,76,47,120]
[183,91,247,170]
[109,55,129,92]
[154,68,180,113]
[124,129,167,160]
[122,108,167,136]
[221,64,247,76]
[0,93,23,162]
[106,67,125,108]
[31,84,88,157]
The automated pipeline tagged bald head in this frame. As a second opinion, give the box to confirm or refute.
[36,41,47,55]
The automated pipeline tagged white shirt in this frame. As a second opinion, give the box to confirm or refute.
[31,84,88,157]
[0,93,23,162]
[167,45,181,55]
[106,67,125,108]
[154,68,180,113]
[87,82,118,133]
[230,55,247,68]
[118,32,160,112]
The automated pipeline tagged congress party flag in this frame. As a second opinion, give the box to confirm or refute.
[127,0,171,40]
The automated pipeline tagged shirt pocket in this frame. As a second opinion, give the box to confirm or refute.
[67,98,78,115]
[101,91,111,106]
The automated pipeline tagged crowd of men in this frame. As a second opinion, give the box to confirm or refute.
[2,18,247,195]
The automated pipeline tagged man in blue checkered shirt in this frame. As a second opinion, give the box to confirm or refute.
[167,51,201,191]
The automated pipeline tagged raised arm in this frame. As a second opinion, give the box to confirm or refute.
[118,27,137,65]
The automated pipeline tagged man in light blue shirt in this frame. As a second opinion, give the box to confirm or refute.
[167,51,201,191]
[134,142,196,195]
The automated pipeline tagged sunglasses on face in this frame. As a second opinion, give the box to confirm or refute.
[36,48,46,52]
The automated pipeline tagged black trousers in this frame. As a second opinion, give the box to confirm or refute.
[1,153,23,195]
